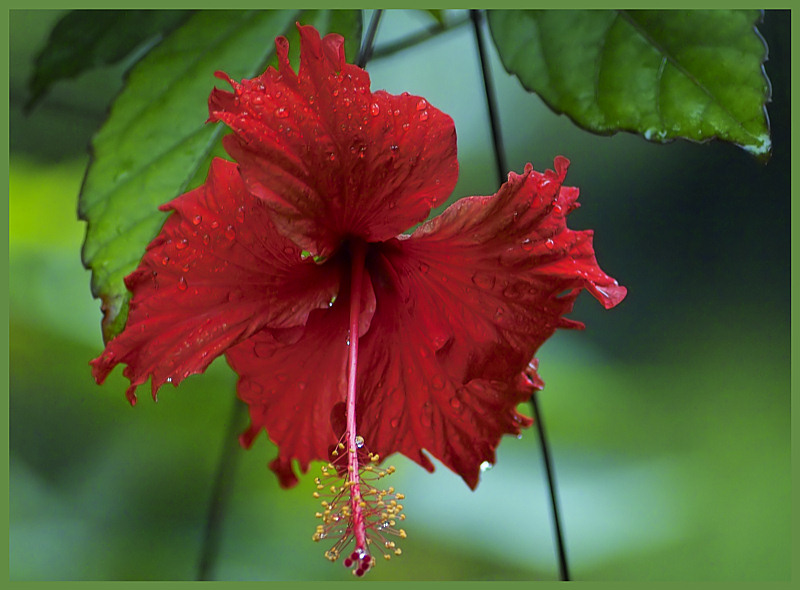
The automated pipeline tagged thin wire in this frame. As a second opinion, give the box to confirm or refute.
[470,9,507,188]
[530,393,571,581]
[196,396,248,581]
[470,9,571,581]
[357,10,384,68]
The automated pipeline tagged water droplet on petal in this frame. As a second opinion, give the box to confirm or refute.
[521,238,534,251]
[210,220,219,229]
[545,238,555,250]
[371,103,380,116]
[480,461,493,472]
[236,207,245,223]
[418,110,429,122]
[390,418,400,428]
[275,107,289,118]
[192,215,202,225]
[418,262,429,274]
[175,239,188,250]
[355,435,364,448]
[225,225,236,241]
[202,234,210,245]
[471,272,496,290]
[160,256,170,266]
[416,98,427,111]
[449,397,462,411]
[178,276,188,291]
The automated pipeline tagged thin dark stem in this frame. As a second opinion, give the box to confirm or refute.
[356,9,384,68]
[530,393,571,581]
[371,14,470,61]
[470,9,507,188]
[471,8,571,582]
[196,395,248,581]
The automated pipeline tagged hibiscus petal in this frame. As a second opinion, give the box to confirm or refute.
[208,23,458,259]
[90,158,340,404]
[355,158,625,487]
[227,264,376,488]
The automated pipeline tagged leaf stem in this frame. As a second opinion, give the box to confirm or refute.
[196,394,248,580]
[371,13,471,61]
[471,8,571,581]
[357,10,384,68]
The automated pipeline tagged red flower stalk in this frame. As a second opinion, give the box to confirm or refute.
[90,23,626,571]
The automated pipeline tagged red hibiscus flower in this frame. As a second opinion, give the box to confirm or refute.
[91,23,626,574]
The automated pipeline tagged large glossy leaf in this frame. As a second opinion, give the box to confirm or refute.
[79,9,363,342]
[488,10,772,159]
[27,10,193,110]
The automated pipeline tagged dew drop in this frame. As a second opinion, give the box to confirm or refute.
[521,238,535,251]
[274,107,289,118]
[494,306,506,319]
[390,418,400,428]
[192,215,202,226]
[202,234,210,245]
[545,238,555,250]
[416,98,427,111]
[418,261,430,274]
[178,276,188,291]
[449,397,462,410]
[175,239,188,250]
[418,110,429,122]
[390,144,399,153]
[402,122,410,131]
[160,256,170,266]
[328,152,336,161]
[471,272,496,290]
[355,435,364,448]
[236,206,245,223]
[480,461,493,472]
[210,220,219,229]
[371,103,380,116]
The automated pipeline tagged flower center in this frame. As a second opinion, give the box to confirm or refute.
[311,240,407,576]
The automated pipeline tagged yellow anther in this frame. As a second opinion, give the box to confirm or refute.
[384,554,391,561]
[396,493,405,500]
[394,548,402,556]
[399,529,407,538]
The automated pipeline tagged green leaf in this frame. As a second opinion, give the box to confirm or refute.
[27,10,193,111]
[79,10,363,343]
[488,10,772,159]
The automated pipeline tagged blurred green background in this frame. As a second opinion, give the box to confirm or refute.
[9,9,791,581]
